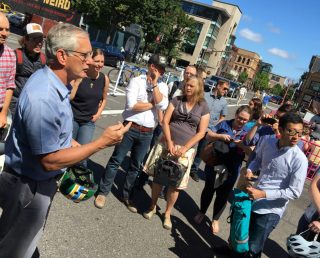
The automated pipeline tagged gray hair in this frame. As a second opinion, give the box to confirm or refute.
[45,23,89,64]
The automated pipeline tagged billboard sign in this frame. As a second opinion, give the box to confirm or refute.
[4,0,80,25]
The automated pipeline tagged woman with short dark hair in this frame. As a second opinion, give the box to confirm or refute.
[194,105,252,234]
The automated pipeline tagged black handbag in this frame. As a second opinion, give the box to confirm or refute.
[153,157,185,187]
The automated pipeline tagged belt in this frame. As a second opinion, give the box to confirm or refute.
[126,121,153,133]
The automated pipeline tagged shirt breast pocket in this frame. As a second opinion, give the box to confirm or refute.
[268,160,289,181]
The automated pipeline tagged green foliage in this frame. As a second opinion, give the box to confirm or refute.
[224,73,235,81]
[72,0,138,30]
[238,71,248,84]
[271,84,283,96]
[254,72,269,91]
[72,0,195,63]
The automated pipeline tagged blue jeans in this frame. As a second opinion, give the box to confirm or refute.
[190,137,207,173]
[248,212,280,258]
[72,120,96,168]
[98,127,153,200]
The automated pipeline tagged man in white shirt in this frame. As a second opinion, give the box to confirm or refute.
[95,55,168,211]
[237,85,247,105]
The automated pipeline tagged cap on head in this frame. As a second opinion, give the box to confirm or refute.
[24,23,43,38]
[148,54,166,72]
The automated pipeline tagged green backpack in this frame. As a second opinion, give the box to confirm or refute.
[229,188,252,253]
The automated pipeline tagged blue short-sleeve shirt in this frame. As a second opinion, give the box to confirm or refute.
[5,66,73,181]
[204,91,228,127]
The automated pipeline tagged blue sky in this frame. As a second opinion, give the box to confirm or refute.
[198,0,319,81]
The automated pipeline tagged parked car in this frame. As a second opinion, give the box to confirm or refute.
[204,75,224,92]
[91,41,124,68]
[204,75,240,97]
[8,12,25,28]
[270,95,283,104]
[163,74,180,85]
[175,66,185,72]
[227,81,240,98]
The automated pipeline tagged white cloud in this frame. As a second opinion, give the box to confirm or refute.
[268,48,291,59]
[242,15,252,22]
[267,23,280,34]
[239,28,262,43]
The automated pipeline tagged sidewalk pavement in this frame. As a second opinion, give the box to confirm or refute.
[36,113,311,258]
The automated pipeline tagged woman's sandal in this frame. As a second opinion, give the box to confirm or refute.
[193,212,205,224]
[211,220,220,234]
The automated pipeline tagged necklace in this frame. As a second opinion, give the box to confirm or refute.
[90,82,94,88]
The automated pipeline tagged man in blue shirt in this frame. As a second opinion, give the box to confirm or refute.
[190,79,229,182]
[245,112,308,258]
[0,23,130,258]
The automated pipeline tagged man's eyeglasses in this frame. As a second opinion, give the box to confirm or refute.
[64,49,93,62]
[285,128,303,137]
[222,87,229,92]
[185,72,196,76]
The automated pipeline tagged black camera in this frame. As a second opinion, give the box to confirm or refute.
[261,117,277,125]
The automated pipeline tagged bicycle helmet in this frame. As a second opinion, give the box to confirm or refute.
[59,166,98,203]
[287,229,320,258]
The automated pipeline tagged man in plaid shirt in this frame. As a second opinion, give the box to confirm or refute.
[0,13,16,128]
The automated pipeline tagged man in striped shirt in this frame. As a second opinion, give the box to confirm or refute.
[0,12,15,128]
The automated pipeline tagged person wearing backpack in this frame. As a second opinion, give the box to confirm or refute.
[168,65,197,100]
[10,23,46,116]
[244,113,308,258]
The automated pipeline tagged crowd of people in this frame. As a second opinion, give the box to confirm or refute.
[0,14,319,258]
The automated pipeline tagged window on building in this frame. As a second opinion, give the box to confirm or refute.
[244,68,247,73]
[310,81,320,92]
[181,22,203,55]
[203,36,216,49]
[239,67,242,72]
[303,94,312,102]
[237,56,241,62]
[246,59,250,65]
[271,75,280,82]
[242,58,246,64]
[234,65,238,70]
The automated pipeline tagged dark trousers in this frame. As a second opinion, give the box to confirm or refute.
[190,137,207,173]
[0,171,57,258]
[248,212,280,258]
[200,164,237,220]
[98,127,153,200]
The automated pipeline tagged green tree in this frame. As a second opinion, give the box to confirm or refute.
[224,73,235,81]
[238,71,248,84]
[271,83,283,96]
[254,72,269,91]
[72,0,138,40]
[135,0,195,60]
[73,0,195,63]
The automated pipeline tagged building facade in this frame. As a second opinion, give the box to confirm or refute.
[220,46,260,88]
[259,61,273,74]
[297,56,320,110]
[179,0,242,75]
[268,72,287,88]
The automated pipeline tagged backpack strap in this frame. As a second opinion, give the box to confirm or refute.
[39,52,46,66]
[169,80,179,100]
[14,48,24,75]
